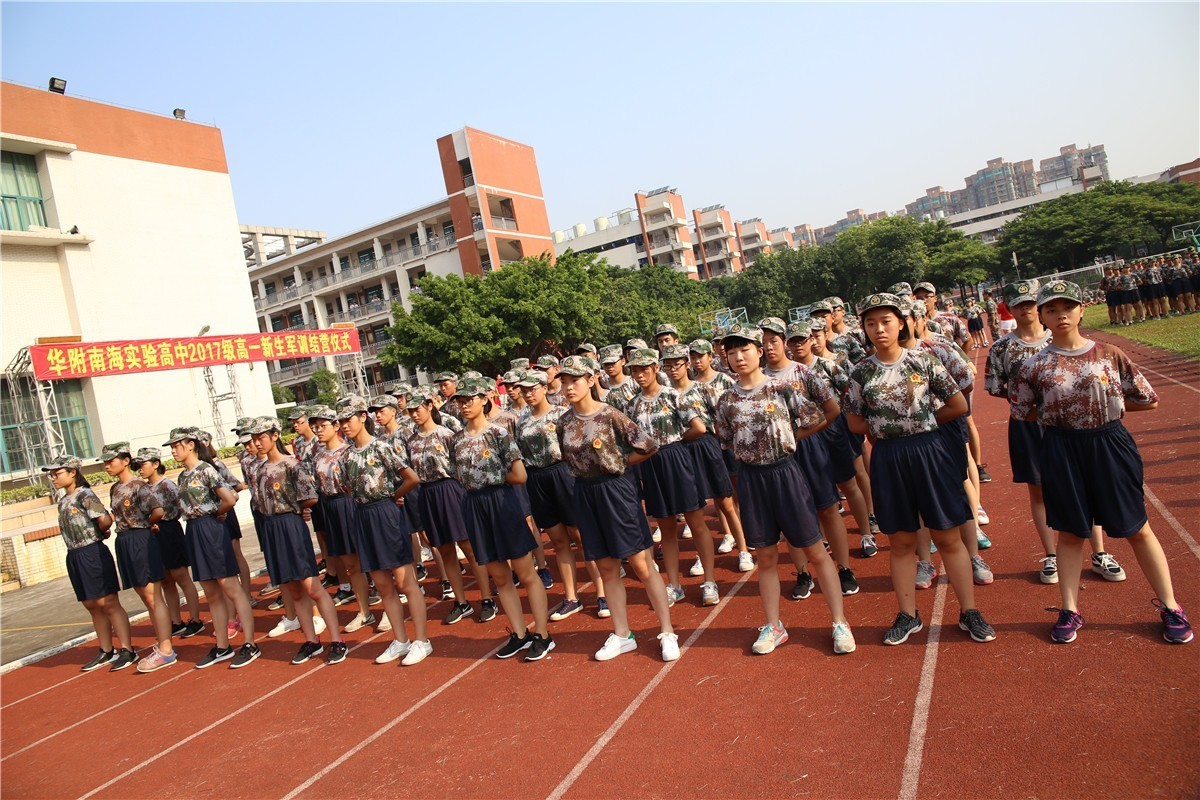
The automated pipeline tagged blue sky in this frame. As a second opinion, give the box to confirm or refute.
[4,3,1197,238]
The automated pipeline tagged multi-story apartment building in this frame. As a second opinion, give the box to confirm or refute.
[905,185,971,221]
[736,218,772,266]
[768,226,794,251]
[962,157,1038,209]
[552,209,644,270]
[635,187,697,276]
[247,127,552,400]
[692,204,744,279]
[1037,144,1109,186]
[792,223,819,248]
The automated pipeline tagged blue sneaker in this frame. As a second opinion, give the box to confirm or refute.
[538,567,554,590]
[596,597,611,619]
[976,528,992,550]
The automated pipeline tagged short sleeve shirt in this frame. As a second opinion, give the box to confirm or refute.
[627,387,698,448]
[715,377,823,465]
[57,487,108,550]
[311,442,349,496]
[340,437,412,503]
[809,355,851,398]
[604,379,639,415]
[515,406,567,469]
[984,331,1051,402]
[452,424,522,491]
[212,458,241,491]
[150,478,183,522]
[556,404,658,478]
[935,312,969,346]
[917,338,974,393]
[1011,341,1158,429]
[765,361,836,407]
[845,350,960,440]
[408,427,458,483]
[251,457,318,515]
[109,478,162,533]
[177,461,227,520]
[826,332,866,365]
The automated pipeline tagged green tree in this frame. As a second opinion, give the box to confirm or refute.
[271,383,294,405]
[305,368,339,407]
[926,236,998,291]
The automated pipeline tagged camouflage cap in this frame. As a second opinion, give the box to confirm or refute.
[461,370,484,382]
[1004,279,1040,306]
[244,416,281,435]
[433,371,458,383]
[368,394,398,410]
[162,426,199,446]
[809,299,833,315]
[721,323,763,346]
[711,326,731,342]
[654,323,679,338]
[404,387,436,410]
[913,281,937,295]
[785,321,812,341]
[598,345,624,365]
[237,432,252,445]
[625,348,660,368]
[232,416,254,433]
[335,395,369,420]
[688,339,714,354]
[196,429,213,444]
[660,343,689,361]
[133,446,162,463]
[388,382,412,399]
[501,370,523,385]
[624,338,648,351]
[453,378,490,398]
[1037,280,1083,307]
[859,292,906,316]
[286,406,309,421]
[306,404,338,421]
[888,281,914,296]
[535,355,561,370]
[42,453,82,471]
[757,316,787,336]
[582,356,601,373]
[908,299,928,318]
[808,316,827,332]
[575,343,598,356]
[509,358,530,371]
[517,369,548,387]
[558,355,597,378]
[827,296,847,309]
[100,441,131,461]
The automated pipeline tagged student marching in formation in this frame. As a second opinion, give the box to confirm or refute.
[370,392,430,584]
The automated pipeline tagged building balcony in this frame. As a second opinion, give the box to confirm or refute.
[269,359,320,383]
[640,198,672,215]
[488,216,518,232]
[700,227,734,242]
[644,213,686,232]
[702,247,730,262]
[649,238,689,256]
[327,298,392,325]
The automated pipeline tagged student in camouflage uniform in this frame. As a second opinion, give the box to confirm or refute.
[983,290,1000,342]
[600,345,639,413]
[195,428,254,615]
[44,455,135,673]
[370,394,429,585]
[1011,281,1191,645]
[812,299,866,366]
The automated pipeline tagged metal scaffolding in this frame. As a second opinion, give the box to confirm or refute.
[3,347,67,485]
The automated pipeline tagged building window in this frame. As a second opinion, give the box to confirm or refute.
[339,256,350,271]
[357,248,375,266]
[0,378,93,473]
[443,221,455,240]
[0,152,47,232]
[264,281,276,295]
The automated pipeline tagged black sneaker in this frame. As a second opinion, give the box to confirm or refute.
[478,598,498,623]
[524,633,555,662]
[327,641,348,665]
[978,465,992,483]
[316,558,327,574]
[883,612,924,645]
[440,580,454,600]
[81,648,117,673]
[267,597,285,612]
[791,571,813,601]
[320,574,339,589]
[170,621,188,638]
[958,609,996,643]
[291,641,324,665]
[332,588,356,606]
[415,563,428,582]
[839,566,860,596]
[496,629,533,659]
[181,619,205,639]
[195,646,235,669]
[109,648,139,672]
[511,570,521,587]
[367,589,383,607]
[445,602,474,625]
[230,643,261,669]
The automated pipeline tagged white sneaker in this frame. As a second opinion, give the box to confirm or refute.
[752,622,788,654]
[344,612,374,633]
[420,546,433,563]
[400,639,432,666]
[374,639,411,664]
[700,581,719,606]
[376,613,393,633]
[313,615,327,636]
[651,527,662,543]
[833,622,856,654]
[665,584,684,607]
[595,632,637,661]
[658,631,680,662]
[399,593,408,605]
[737,551,754,572]
[619,564,627,578]
[268,617,300,638]
[688,557,704,577]
[977,506,990,526]
[679,523,692,539]
[716,533,736,554]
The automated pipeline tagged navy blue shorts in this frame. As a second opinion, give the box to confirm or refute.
[310,496,328,534]
[686,434,733,501]
[224,507,242,541]
[156,518,189,571]
[115,528,163,590]
[1007,418,1042,485]
[1041,422,1147,539]
[251,507,270,565]
[640,441,704,519]
[526,461,577,530]
[968,317,984,332]
[418,479,470,548]
[721,447,740,477]
[793,434,839,510]
[185,514,239,582]
[937,417,970,480]
[66,541,120,602]
[822,415,858,485]
[1191,275,1200,293]
[512,483,534,519]
[320,493,357,557]
[405,484,425,533]
[1105,292,1118,307]
[463,485,537,565]
[353,498,412,573]
[870,432,973,535]
[573,471,654,562]
[738,458,821,549]
[261,513,319,584]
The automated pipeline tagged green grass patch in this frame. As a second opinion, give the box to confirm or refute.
[1083,304,1200,360]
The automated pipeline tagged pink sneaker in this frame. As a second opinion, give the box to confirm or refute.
[226,620,242,640]
[136,646,178,673]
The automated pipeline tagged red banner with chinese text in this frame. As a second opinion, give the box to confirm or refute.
[29,330,361,381]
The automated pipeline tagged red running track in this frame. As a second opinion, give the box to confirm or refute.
[1,328,1196,799]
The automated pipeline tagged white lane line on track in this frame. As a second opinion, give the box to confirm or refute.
[1145,485,1200,563]
[898,577,949,800]
[1137,363,1200,396]
[546,569,755,800]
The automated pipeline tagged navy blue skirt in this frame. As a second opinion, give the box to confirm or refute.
[1008,418,1043,485]
[224,507,242,541]
[686,434,733,501]
[353,498,412,573]
[640,441,703,519]
[417,479,470,548]
[870,432,972,535]
[310,496,328,535]
[937,417,970,480]
[513,483,534,519]
[251,507,270,566]
[793,434,839,510]
[185,514,239,582]
[66,541,120,602]
[261,513,320,584]
[526,461,576,530]
[573,471,654,562]
[1041,421,1147,539]
[822,414,859,485]
[738,458,821,549]
[156,518,189,571]
[405,484,425,533]
[463,484,537,565]
[320,493,357,557]
[115,528,163,590]
[721,447,740,477]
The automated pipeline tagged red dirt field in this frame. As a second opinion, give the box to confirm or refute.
[2,327,1196,800]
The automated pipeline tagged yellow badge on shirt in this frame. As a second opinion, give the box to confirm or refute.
[910,373,925,384]
[660,403,669,413]
[1099,374,1109,384]
[123,499,131,507]
[766,403,776,413]
[482,449,491,458]
[592,438,603,449]
[547,423,555,432]
[273,482,281,490]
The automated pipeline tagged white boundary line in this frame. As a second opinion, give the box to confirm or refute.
[546,570,755,800]
[1145,485,1200,563]
[897,578,949,800]
[1137,363,1200,396]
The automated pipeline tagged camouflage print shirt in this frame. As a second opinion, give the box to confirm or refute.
[627,386,699,448]
[311,442,349,496]
[408,427,458,483]
[57,487,108,550]
[826,331,866,365]
[604,378,639,415]
[177,461,228,520]
[845,350,961,440]
[451,424,523,491]
[251,457,318,516]
[1144,266,1164,285]
[556,404,658,479]
[715,377,823,465]
[807,355,851,398]
[440,413,464,434]
[1011,340,1158,429]
[292,435,317,468]
[108,478,162,533]
[515,405,568,469]
[212,458,241,491]
[546,385,568,407]
[985,298,998,316]
[238,451,261,493]
[984,330,1051,402]
[935,312,969,347]
[488,409,520,439]
[150,478,183,522]
[917,338,974,393]
[765,361,837,408]
[339,437,412,503]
